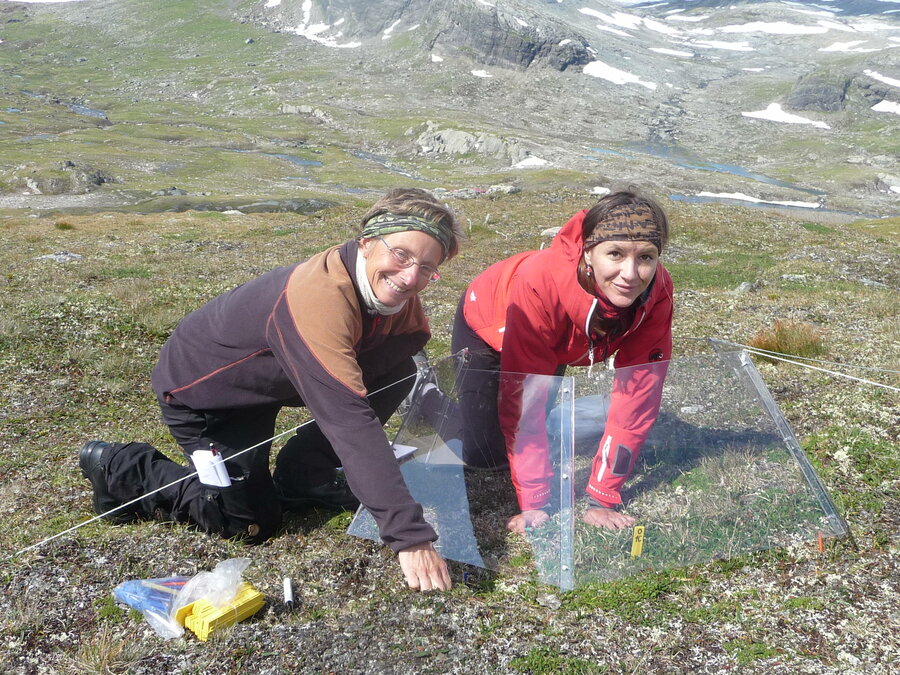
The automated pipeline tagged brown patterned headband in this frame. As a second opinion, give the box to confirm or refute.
[584,204,662,252]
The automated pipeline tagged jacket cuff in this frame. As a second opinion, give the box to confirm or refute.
[518,485,551,511]
[585,426,645,509]
[585,482,621,508]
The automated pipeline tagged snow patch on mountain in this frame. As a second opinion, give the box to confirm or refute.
[820,41,882,53]
[865,69,900,88]
[872,99,900,114]
[742,103,831,129]
[583,60,657,90]
[696,191,821,209]
[285,0,361,49]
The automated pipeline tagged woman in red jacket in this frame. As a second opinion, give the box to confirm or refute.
[451,190,673,532]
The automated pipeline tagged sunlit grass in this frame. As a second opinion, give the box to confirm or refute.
[748,320,825,361]
[71,624,148,674]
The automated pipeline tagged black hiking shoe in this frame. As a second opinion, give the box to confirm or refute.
[78,441,139,523]
[276,472,360,513]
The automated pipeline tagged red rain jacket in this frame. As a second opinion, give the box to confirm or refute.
[462,210,673,509]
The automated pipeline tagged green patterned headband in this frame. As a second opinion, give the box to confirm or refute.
[361,212,452,260]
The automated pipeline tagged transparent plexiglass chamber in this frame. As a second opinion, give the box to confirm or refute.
[348,350,847,590]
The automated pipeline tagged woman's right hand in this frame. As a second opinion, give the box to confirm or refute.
[506,509,550,534]
[397,542,452,592]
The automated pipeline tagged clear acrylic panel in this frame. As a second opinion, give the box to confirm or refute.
[566,350,846,586]
[347,350,847,590]
[347,353,576,588]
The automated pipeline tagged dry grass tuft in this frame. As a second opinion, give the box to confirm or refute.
[71,625,148,675]
[748,320,825,361]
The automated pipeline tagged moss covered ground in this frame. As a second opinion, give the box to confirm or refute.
[0,192,897,673]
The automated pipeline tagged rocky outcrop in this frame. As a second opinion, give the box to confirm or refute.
[251,0,590,71]
[785,71,851,112]
[647,97,687,145]
[415,122,532,164]
[280,103,332,122]
[8,161,114,195]
[854,77,896,106]
[424,2,591,71]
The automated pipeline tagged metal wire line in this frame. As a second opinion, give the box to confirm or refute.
[707,338,900,392]
[12,371,419,559]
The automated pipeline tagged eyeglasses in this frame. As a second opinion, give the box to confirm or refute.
[376,237,441,282]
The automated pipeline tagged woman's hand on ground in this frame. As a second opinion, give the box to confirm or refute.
[397,542,452,592]
[506,509,550,534]
[582,506,636,530]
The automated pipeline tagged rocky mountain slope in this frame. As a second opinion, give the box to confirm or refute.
[0,0,898,217]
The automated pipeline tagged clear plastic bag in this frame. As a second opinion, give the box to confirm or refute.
[113,557,251,639]
[113,576,190,639]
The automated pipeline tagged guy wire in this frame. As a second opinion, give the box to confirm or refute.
[707,338,900,392]
[12,371,419,559]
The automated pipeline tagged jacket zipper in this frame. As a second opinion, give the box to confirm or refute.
[577,304,648,373]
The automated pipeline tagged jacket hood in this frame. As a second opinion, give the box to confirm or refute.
[551,209,590,262]
[547,209,597,336]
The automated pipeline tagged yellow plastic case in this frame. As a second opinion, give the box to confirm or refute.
[174,581,265,641]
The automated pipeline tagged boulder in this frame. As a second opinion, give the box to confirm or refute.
[785,71,851,112]
[416,122,531,164]
[58,161,114,191]
[10,161,113,195]
[152,187,188,197]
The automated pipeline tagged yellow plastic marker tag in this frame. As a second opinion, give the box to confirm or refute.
[630,525,645,558]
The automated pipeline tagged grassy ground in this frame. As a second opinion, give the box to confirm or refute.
[0,191,897,673]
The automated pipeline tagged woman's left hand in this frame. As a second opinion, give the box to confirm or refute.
[582,506,636,530]
[397,542,452,592]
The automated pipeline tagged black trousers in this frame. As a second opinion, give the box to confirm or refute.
[450,295,507,468]
[450,293,566,469]
[103,357,415,543]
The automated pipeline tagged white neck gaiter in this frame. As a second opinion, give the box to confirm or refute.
[355,244,406,316]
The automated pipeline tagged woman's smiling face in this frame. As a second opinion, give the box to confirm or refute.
[360,231,443,306]
[584,239,659,307]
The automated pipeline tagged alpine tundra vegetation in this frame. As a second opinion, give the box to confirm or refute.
[0,0,898,673]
